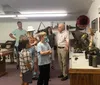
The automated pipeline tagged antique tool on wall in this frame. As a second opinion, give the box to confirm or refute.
[71,31,89,52]
[68,15,100,66]
[68,15,90,53]
[37,22,46,33]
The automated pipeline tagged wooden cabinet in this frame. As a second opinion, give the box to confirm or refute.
[0,56,6,77]
[0,49,13,77]
[69,52,100,85]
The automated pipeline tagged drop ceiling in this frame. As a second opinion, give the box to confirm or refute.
[0,0,93,21]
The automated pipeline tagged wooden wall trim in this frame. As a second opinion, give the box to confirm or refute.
[69,69,100,74]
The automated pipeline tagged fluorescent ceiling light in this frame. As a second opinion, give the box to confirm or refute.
[20,11,67,14]
[18,14,67,18]
[13,17,28,19]
[0,15,16,18]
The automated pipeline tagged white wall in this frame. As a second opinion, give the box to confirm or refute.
[87,0,100,48]
[0,20,75,43]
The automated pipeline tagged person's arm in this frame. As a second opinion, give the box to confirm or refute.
[65,31,69,50]
[40,42,52,55]
[30,38,38,46]
[9,33,16,40]
[9,29,17,40]
[37,43,51,56]
[40,50,51,55]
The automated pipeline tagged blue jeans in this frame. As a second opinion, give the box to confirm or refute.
[28,46,35,65]
[28,46,37,77]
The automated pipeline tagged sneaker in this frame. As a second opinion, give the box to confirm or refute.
[58,74,63,78]
[61,76,68,81]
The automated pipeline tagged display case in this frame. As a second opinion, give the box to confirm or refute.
[69,30,100,85]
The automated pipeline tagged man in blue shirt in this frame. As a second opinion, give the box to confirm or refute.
[9,21,27,69]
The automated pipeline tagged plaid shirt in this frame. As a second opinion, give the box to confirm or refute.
[19,49,32,73]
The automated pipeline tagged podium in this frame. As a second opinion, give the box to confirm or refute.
[69,52,100,85]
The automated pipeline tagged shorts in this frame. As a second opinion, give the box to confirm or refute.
[22,70,33,83]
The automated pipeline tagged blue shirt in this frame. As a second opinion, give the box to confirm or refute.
[37,42,51,66]
[12,29,27,46]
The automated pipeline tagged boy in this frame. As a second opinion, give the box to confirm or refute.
[37,32,52,85]
[19,40,33,85]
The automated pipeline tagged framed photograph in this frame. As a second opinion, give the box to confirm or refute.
[99,17,100,32]
[91,18,98,32]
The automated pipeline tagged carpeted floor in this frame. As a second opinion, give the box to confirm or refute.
[0,60,70,85]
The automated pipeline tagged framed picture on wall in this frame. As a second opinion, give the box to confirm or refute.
[99,17,100,32]
[91,18,98,32]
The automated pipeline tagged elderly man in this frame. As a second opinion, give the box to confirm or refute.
[56,23,69,81]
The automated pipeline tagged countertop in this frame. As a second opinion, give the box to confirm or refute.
[69,52,100,69]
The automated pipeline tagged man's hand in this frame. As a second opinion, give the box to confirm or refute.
[9,33,16,40]
[64,47,68,51]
